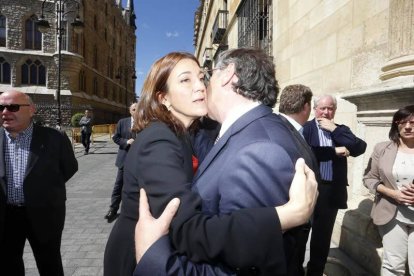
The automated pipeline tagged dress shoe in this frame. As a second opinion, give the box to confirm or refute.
[104,209,118,223]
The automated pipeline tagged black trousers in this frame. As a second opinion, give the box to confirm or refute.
[104,215,136,276]
[306,198,338,276]
[81,131,91,152]
[2,205,64,276]
[110,168,124,211]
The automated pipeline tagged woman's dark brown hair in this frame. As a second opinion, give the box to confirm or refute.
[389,105,414,145]
[133,52,200,135]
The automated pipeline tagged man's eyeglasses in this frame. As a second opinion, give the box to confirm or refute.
[0,104,31,112]
[203,67,221,85]
[395,120,414,127]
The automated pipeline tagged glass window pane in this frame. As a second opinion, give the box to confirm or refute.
[30,64,37,84]
[0,16,5,47]
[3,62,10,83]
[39,65,46,85]
[25,19,33,49]
[22,64,28,84]
[34,29,42,50]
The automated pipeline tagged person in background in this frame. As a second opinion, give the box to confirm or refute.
[279,84,320,275]
[104,103,137,223]
[79,109,93,155]
[364,105,414,276]
[0,90,78,276]
[303,94,367,276]
[104,51,318,276]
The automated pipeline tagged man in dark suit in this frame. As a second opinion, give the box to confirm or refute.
[79,109,93,155]
[279,84,320,276]
[104,103,137,222]
[0,90,78,276]
[303,94,367,276]
[134,48,319,275]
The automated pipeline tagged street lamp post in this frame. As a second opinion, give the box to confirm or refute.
[38,0,84,129]
[116,66,137,116]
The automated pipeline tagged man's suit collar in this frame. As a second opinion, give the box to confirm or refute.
[0,128,5,195]
[194,104,272,180]
[25,125,43,178]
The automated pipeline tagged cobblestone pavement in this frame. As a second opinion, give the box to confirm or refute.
[21,134,342,275]
[24,135,118,276]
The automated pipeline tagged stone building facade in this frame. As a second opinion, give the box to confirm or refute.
[193,0,414,274]
[0,0,136,126]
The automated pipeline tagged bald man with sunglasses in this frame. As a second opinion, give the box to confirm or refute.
[0,90,78,276]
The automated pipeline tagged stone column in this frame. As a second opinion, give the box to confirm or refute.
[380,0,414,80]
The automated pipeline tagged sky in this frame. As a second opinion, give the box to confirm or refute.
[126,0,200,96]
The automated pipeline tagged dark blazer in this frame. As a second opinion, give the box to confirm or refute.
[136,105,304,275]
[278,115,319,177]
[303,118,367,209]
[112,117,134,168]
[0,125,78,243]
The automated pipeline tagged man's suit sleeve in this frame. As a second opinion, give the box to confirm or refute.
[112,119,130,150]
[60,131,78,182]
[331,125,367,157]
[134,236,236,276]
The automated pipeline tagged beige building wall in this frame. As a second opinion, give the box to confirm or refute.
[194,0,414,274]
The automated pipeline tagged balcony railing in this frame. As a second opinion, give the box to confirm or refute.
[202,47,213,68]
[211,10,228,44]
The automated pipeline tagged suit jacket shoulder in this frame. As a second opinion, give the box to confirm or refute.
[121,120,195,220]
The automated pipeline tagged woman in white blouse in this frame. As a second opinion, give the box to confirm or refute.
[364,105,414,276]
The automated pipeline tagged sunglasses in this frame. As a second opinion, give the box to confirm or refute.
[0,104,31,112]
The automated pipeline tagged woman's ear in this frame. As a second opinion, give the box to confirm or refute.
[157,92,171,111]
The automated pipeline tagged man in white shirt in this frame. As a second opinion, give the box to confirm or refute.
[279,84,319,275]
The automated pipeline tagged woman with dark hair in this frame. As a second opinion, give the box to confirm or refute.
[364,105,414,275]
[103,51,317,276]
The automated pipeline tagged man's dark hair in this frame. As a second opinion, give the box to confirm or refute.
[279,84,313,114]
[215,48,279,107]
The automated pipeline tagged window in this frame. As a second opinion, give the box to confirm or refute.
[0,15,6,47]
[60,20,68,51]
[21,59,46,85]
[94,15,97,30]
[93,77,98,95]
[79,70,86,91]
[25,15,42,50]
[93,45,98,68]
[0,57,10,84]
[73,32,83,54]
[237,0,272,56]
[103,82,108,98]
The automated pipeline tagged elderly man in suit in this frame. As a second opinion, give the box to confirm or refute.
[0,90,78,276]
[133,48,319,275]
[279,84,320,275]
[303,94,367,276]
[104,103,137,222]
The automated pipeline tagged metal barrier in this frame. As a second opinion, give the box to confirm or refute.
[69,124,117,149]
